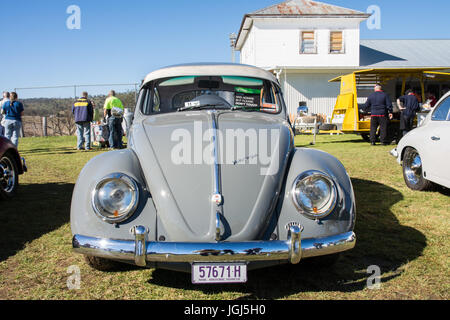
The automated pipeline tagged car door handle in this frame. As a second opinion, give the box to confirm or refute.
[431,136,440,141]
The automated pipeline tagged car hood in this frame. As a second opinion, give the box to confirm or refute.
[131,111,293,241]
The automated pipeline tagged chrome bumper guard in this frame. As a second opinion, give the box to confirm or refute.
[72,226,355,267]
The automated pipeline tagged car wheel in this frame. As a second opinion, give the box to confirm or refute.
[402,147,433,191]
[0,152,19,199]
[84,255,126,271]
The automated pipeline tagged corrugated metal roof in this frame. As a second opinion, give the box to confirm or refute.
[251,0,368,16]
[361,40,450,68]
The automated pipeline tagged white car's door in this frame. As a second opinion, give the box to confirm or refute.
[422,96,450,187]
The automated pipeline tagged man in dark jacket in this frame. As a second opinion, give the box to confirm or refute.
[72,92,94,150]
[397,89,420,138]
[364,84,393,145]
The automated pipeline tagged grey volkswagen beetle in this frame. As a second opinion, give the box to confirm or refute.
[71,63,356,283]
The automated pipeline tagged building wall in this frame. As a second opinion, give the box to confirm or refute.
[240,25,256,66]
[240,17,362,68]
[280,71,343,117]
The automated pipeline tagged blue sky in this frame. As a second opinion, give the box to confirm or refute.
[1,0,449,98]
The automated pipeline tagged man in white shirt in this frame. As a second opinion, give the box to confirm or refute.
[0,91,10,136]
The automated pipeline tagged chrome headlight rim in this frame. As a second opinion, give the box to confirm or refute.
[291,170,338,220]
[91,173,139,224]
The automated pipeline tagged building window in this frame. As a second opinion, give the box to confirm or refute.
[330,31,344,54]
[300,31,316,54]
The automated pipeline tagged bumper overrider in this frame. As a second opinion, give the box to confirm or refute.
[72,226,356,267]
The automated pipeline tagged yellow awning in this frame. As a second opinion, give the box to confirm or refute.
[329,68,449,83]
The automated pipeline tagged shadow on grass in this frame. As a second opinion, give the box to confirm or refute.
[0,183,74,262]
[295,138,369,148]
[147,178,426,298]
[20,147,105,156]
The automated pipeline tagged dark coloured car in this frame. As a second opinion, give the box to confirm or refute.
[0,136,27,199]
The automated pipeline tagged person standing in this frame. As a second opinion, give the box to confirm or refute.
[1,92,24,147]
[397,89,420,138]
[0,91,10,136]
[103,90,124,149]
[363,84,394,146]
[72,92,94,151]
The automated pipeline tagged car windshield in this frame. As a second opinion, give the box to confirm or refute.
[140,76,283,115]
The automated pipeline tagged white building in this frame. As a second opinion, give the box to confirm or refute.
[235,0,450,118]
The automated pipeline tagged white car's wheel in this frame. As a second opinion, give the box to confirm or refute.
[402,147,433,191]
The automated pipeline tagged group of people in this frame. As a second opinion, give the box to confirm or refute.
[0,91,24,147]
[363,84,434,145]
[0,89,125,151]
[72,90,125,151]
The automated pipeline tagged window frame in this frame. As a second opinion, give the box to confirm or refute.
[300,30,317,54]
[329,30,345,54]
[140,77,285,116]
[431,96,450,121]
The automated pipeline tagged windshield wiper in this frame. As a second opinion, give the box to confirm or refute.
[177,103,227,112]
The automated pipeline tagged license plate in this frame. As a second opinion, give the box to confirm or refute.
[192,263,247,284]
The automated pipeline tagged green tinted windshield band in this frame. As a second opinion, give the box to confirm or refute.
[235,87,261,94]
[159,76,196,87]
[223,76,263,86]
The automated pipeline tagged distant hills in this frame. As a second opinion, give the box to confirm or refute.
[21,91,137,116]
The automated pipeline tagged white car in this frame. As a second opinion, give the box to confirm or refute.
[391,92,450,191]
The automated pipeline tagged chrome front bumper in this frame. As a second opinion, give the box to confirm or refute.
[390,148,399,158]
[72,226,356,267]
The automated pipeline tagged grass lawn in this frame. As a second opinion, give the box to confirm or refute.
[0,134,448,300]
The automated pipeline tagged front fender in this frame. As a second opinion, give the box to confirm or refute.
[275,148,356,240]
[70,149,157,241]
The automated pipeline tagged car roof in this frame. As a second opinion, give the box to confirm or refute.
[142,63,279,87]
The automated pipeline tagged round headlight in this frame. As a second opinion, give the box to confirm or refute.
[92,173,139,223]
[292,170,337,219]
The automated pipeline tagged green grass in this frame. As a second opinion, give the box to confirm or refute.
[0,134,448,300]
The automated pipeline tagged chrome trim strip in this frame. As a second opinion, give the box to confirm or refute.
[72,230,355,265]
[210,111,220,195]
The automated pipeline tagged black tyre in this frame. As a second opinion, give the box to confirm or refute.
[0,152,19,199]
[402,147,433,191]
[84,255,126,272]
[302,253,341,268]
